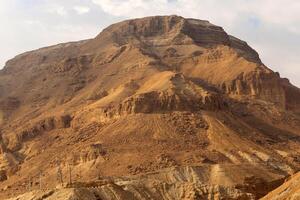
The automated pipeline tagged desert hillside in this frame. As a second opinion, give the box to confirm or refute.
[0,15,300,200]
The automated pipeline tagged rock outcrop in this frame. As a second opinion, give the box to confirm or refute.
[262,172,300,199]
[5,165,286,200]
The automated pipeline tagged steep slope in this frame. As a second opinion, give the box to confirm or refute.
[262,172,300,199]
[0,15,300,199]
[262,172,300,200]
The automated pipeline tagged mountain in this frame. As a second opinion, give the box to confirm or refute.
[0,15,300,199]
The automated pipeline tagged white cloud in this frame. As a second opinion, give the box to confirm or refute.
[92,0,171,17]
[73,6,90,15]
[91,0,300,30]
[239,0,300,34]
[24,20,41,25]
[46,5,68,16]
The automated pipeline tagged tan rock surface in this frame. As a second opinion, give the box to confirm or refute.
[0,15,300,199]
[262,172,300,200]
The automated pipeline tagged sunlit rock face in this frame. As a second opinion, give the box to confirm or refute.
[0,16,300,200]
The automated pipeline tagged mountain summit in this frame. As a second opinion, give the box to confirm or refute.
[1,16,300,199]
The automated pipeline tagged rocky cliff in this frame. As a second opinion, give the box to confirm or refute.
[0,15,300,199]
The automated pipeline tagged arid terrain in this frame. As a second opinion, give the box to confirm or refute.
[0,15,300,199]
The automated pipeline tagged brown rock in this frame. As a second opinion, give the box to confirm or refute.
[0,15,300,200]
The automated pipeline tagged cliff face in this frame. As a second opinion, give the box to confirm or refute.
[0,15,300,199]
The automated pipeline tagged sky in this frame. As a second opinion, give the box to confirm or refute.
[0,0,299,87]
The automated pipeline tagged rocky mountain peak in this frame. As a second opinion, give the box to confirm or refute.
[97,15,229,46]
[89,15,261,66]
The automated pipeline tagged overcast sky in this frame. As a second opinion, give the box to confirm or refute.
[0,0,299,87]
